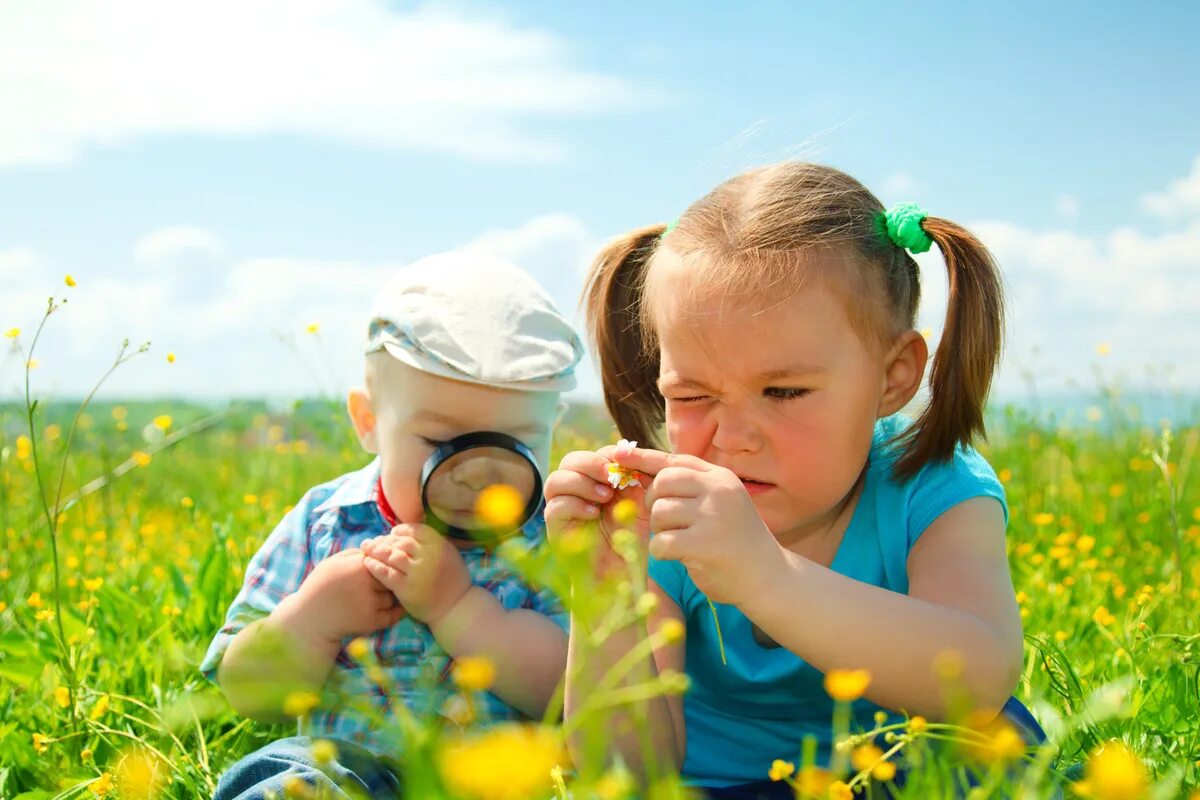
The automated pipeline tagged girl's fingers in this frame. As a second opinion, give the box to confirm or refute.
[544,496,601,530]
[556,450,616,484]
[613,445,710,477]
[645,467,706,507]
[544,468,614,503]
[648,497,692,533]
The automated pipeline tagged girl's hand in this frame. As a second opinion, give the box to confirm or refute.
[612,445,784,606]
[544,446,651,579]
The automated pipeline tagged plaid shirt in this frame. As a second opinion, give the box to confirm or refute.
[200,458,566,755]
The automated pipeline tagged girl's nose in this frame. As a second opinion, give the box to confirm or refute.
[710,408,763,454]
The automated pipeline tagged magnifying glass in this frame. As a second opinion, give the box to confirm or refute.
[419,431,543,545]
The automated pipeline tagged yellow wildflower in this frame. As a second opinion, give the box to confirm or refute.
[306,323,320,334]
[823,668,871,702]
[0,601,7,614]
[152,415,172,432]
[282,690,321,717]
[54,686,70,708]
[32,732,51,753]
[243,493,259,505]
[793,766,835,797]
[4,327,18,338]
[828,781,854,800]
[659,618,685,643]
[346,637,370,662]
[908,715,927,733]
[81,747,94,761]
[166,352,176,363]
[1073,741,1147,800]
[453,656,497,693]
[960,710,1026,763]
[310,739,338,764]
[132,451,151,467]
[65,274,77,287]
[89,694,110,720]
[181,496,194,508]
[27,358,39,369]
[89,772,113,797]
[768,759,794,781]
[1096,342,1111,356]
[115,748,167,800]
[1033,512,1055,526]
[851,743,883,772]
[27,591,43,608]
[438,724,565,800]
[612,498,640,527]
[872,760,897,781]
[474,484,524,529]
[36,609,55,622]
[1093,606,1117,626]
[84,577,103,592]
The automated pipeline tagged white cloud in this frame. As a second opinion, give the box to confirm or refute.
[0,247,37,283]
[134,226,223,265]
[1141,155,1200,219]
[0,0,640,169]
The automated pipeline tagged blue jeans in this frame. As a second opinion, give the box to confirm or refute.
[698,697,1049,800]
[212,737,402,800]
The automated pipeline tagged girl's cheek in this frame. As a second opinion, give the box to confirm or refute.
[666,405,715,456]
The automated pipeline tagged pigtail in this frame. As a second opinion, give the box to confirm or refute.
[894,217,1005,479]
[582,224,668,448]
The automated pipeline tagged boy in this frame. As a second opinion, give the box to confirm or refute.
[202,250,583,799]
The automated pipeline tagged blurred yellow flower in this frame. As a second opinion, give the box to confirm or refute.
[54,686,70,708]
[960,710,1026,763]
[243,493,259,506]
[166,352,176,363]
[1077,535,1096,554]
[824,669,871,702]
[115,748,167,800]
[89,772,113,797]
[0,602,7,614]
[768,759,794,781]
[1073,741,1147,800]
[283,690,320,717]
[438,724,565,800]
[851,744,884,773]
[132,451,152,467]
[4,327,18,338]
[828,781,854,800]
[453,656,497,692]
[181,496,194,508]
[27,591,43,608]
[612,498,640,527]
[84,577,103,592]
[27,358,39,369]
[310,739,338,764]
[89,694,111,720]
[346,637,370,662]
[908,715,927,733]
[306,323,320,334]
[36,609,56,622]
[65,274,77,287]
[1093,606,1117,626]
[152,415,172,432]
[475,484,524,528]
[1033,512,1055,526]
[32,732,51,753]
[1096,342,1111,356]
[659,618,685,643]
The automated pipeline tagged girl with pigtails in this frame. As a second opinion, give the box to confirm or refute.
[544,162,1047,798]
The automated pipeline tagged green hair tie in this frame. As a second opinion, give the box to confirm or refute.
[661,217,678,238]
[883,202,933,254]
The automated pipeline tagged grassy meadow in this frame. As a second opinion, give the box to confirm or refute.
[0,315,1198,799]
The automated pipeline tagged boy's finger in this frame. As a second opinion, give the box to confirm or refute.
[647,530,686,562]
[613,446,709,477]
[364,555,406,589]
[376,604,406,630]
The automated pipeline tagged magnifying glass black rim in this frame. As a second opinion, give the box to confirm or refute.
[419,431,543,543]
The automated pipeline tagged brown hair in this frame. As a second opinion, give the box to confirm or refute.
[583,162,1005,479]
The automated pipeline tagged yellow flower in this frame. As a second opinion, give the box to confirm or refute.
[32,732,51,753]
[612,498,640,527]
[0,601,7,614]
[243,493,259,506]
[659,618,685,643]
[89,772,113,797]
[27,358,39,369]
[161,605,181,617]
[474,484,524,529]
[872,760,897,782]
[960,710,1026,763]
[180,496,194,508]
[1093,606,1117,626]
[166,352,176,363]
[81,747,94,761]
[438,724,565,800]
[115,748,167,800]
[453,656,497,693]
[89,694,110,720]
[824,668,871,702]
[152,415,172,432]
[1033,512,1055,526]
[65,274,77,287]
[84,577,104,592]
[282,690,321,717]
[346,637,370,662]
[132,451,152,467]
[828,781,854,800]
[306,323,320,334]
[768,759,795,781]
[27,591,43,609]
[3,327,18,338]
[310,739,338,764]
[1077,535,1096,553]
[1073,741,1147,800]
[606,463,642,491]
[1096,342,1111,356]
[908,715,927,733]
[793,766,835,797]
[36,609,56,623]
[997,467,1013,483]
[54,685,70,708]
[851,744,884,773]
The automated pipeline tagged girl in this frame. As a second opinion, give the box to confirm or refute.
[544,162,1044,797]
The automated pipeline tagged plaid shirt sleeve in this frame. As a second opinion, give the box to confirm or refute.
[198,490,323,681]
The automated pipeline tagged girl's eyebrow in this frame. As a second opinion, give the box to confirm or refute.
[758,363,827,380]
[657,373,716,392]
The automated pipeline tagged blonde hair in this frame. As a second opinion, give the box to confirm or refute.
[583,161,1004,479]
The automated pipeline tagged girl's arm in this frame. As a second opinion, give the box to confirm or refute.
[563,578,687,778]
[741,497,1023,717]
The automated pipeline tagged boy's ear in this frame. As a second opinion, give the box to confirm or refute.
[347,387,378,453]
[878,329,928,418]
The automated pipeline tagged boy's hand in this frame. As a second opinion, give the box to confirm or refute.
[544,445,652,579]
[274,548,406,648]
[362,525,472,625]
[610,445,784,606]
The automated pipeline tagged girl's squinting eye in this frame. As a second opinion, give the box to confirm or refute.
[764,387,810,401]
[419,436,447,448]
[667,395,708,404]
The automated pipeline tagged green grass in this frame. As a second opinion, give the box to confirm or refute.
[0,386,1197,798]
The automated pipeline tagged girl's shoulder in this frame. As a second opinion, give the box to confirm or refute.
[867,414,1008,550]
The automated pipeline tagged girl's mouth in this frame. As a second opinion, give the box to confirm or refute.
[739,478,774,495]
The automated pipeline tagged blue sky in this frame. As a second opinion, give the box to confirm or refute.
[2,0,1198,407]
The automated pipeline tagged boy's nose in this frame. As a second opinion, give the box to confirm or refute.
[451,458,499,491]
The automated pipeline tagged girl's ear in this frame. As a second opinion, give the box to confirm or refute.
[347,387,379,454]
[878,329,928,418]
